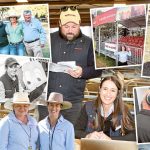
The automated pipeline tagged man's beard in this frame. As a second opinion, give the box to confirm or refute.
[60,29,80,41]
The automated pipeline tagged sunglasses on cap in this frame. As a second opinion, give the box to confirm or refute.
[60,6,78,12]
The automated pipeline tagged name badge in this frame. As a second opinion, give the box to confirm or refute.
[28,146,32,150]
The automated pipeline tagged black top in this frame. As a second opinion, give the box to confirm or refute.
[75,103,136,141]
[0,23,8,47]
[48,31,102,103]
[136,109,150,143]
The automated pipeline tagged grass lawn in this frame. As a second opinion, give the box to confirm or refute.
[96,53,116,68]
[42,23,50,58]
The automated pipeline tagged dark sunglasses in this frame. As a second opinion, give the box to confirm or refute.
[60,6,77,12]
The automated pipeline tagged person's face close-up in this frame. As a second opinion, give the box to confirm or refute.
[99,80,118,107]
[60,22,80,41]
[10,17,17,23]
[6,64,18,78]
[13,104,30,118]
[48,103,61,119]
[24,14,31,22]
[122,46,125,51]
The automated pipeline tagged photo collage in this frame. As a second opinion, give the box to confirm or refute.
[0,2,150,150]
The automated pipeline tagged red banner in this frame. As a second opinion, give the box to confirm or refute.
[93,8,117,27]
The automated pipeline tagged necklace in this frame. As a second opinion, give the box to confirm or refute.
[19,122,32,150]
[48,116,59,150]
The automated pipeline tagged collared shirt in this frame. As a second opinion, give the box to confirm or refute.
[100,104,114,118]
[5,22,23,43]
[114,51,131,62]
[0,112,38,150]
[22,18,46,44]
[38,115,74,150]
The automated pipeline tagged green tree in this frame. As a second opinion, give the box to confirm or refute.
[0,7,10,20]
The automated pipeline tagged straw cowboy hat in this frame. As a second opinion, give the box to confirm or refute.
[7,12,20,19]
[47,92,72,110]
[4,92,35,110]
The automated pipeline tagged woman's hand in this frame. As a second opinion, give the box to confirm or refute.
[98,131,112,140]
[85,131,101,139]
[86,131,112,140]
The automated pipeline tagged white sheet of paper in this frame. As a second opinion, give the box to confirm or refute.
[49,62,77,73]
[57,61,76,69]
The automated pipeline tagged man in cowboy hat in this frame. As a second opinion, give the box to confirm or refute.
[5,12,25,56]
[136,90,150,143]
[38,92,74,150]
[47,6,102,126]
[0,92,38,149]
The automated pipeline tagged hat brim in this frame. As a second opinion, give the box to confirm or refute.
[4,99,36,111]
[37,100,72,110]
[47,100,72,110]
[7,16,20,19]
[61,101,72,110]
[7,62,19,67]
[60,17,80,25]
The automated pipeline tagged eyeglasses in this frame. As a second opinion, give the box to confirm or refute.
[60,6,78,12]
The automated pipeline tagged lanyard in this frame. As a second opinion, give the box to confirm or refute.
[48,118,58,150]
[19,123,32,150]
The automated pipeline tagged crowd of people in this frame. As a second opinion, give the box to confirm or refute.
[0,10,46,57]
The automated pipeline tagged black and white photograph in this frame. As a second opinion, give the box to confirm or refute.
[134,86,150,144]
[0,55,49,118]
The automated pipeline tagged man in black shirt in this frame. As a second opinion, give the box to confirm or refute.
[47,6,102,125]
[136,91,150,143]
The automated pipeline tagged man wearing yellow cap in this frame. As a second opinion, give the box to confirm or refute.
[47,6,102,126]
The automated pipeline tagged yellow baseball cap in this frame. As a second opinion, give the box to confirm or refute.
[60,8,81,25]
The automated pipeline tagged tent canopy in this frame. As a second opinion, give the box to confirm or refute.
[118,15,146,28]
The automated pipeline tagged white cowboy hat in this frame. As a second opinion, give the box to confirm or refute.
[47,92,72,110]
[7,12,20,19]
[4,92,35,110]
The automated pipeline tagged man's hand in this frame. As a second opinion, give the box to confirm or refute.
[67,66,83,78]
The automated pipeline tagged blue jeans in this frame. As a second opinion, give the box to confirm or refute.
[0,45,9,54]
[9,42,25,56]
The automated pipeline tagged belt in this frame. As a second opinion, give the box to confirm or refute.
[24,38,39,43]
[9,40,23,45]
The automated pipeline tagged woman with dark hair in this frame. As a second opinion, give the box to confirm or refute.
[75,76,135,141]
[5,13,25,56]
[114,45,131,66]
